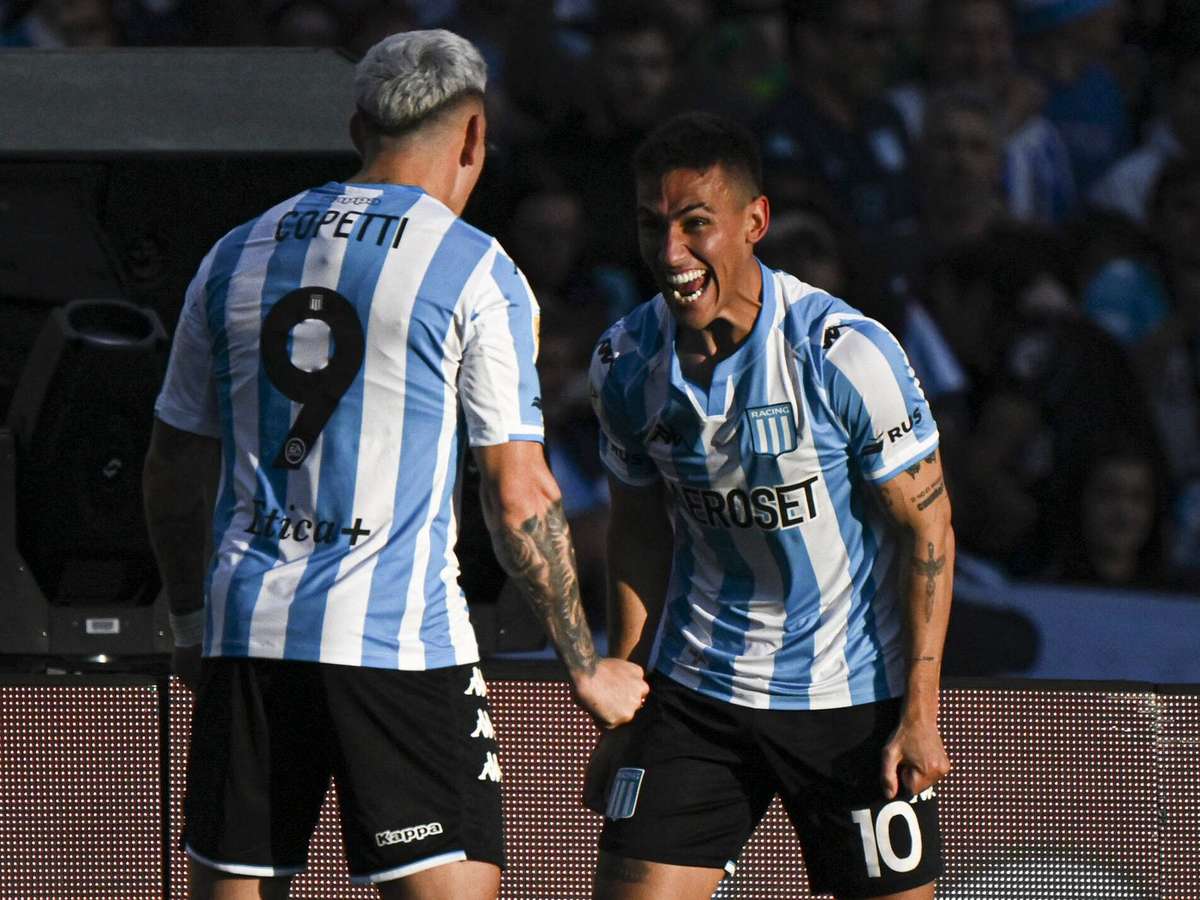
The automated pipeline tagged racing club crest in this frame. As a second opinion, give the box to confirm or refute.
[745,403,798,456]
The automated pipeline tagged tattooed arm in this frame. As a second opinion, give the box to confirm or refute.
[143,418,221,688]
[474,442,647,727]
[873,448,955,799]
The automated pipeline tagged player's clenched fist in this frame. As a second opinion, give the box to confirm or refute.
[571,658,650,729]
[879,718,952,800]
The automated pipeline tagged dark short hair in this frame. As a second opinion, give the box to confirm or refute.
[633,112,763,197]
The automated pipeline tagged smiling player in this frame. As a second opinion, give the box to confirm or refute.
[587,112,955,900]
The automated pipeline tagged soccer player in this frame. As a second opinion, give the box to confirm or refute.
[587,112,954,900]
[142,30,647,900]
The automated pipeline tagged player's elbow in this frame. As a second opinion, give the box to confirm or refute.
[485,456,564,532]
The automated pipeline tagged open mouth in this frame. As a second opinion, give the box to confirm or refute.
[667,268,710,305]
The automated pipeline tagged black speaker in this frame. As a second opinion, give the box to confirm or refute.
[6,298,167,606]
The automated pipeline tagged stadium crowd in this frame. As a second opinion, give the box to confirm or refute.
[7,0,1200,616]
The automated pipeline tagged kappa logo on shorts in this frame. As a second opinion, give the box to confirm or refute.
[471,708,495,740]
[464,666,488,697]
[375,821,443,847]
[477,751,502,782]
[605,767,645,821]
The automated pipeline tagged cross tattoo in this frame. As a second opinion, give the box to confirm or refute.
[913,541,945,623]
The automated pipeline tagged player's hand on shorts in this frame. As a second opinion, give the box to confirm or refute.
[583,724,635,814]
[571,658,649,729]
[880,715,951,800]
[172,644,202,692]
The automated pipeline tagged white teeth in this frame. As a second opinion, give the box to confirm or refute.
[672,286,704,304]
[667,269,706,285]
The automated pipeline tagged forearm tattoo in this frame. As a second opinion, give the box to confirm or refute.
[915,478,946,511]
[491,500,598,675]
[912,541,946,623]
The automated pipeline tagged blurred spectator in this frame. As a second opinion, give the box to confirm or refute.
[1016,0,1135,193]
[926,224,1152,575]
[757,207,849,296]
[1127,157,1200,481]
[665,0,790,124]
[1046,440,1170,588]
[1068,209,1171,345]
[501,185,626,339]
[1118,156,1200,583]
[1,0,119,45]
[889,0,1077,224]
[914,88,1009,273]
[263,0,345,46]
[881,88,1007,406]
[1088,47,1200,224]
[759,0,918,250]
[512,3,678,297]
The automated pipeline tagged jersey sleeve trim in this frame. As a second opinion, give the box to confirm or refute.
[469,432,546,447]
[864,433,941,483]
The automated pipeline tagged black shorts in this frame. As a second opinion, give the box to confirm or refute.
[183,657,504,884]
[598,673,942,899]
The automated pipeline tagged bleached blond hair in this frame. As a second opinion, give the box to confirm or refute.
[354,29,487,134]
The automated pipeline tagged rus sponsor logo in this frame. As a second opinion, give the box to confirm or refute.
[863,408,923,455]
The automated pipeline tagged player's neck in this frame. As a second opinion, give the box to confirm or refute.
[676,268,763,388]
[349,151,463,214]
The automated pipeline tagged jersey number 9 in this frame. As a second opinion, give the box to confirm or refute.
[261,286,365,469]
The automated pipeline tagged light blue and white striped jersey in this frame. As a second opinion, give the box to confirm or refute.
[155,181,543,671]
[590,262,938,710]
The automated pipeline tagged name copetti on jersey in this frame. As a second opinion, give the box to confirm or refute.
[666,476,820,532]
[274,201,408,249]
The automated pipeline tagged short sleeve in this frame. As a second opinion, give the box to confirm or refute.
[588,329,659,487]
[154,264,220,438]
[459,250,544,446]
[821,316,939,483]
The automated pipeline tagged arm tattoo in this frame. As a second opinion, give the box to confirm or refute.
[915,479,946,511]
[491,500,598,675]
[912,541,946,623]
[904,450,939,480]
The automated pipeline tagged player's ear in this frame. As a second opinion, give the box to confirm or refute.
[460,111,485,168]
[746,193,770,245]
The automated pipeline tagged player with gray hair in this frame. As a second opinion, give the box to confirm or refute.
[145,28,647,900]
[354,28,488,135]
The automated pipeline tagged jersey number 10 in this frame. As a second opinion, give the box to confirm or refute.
[850,802,923,878]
